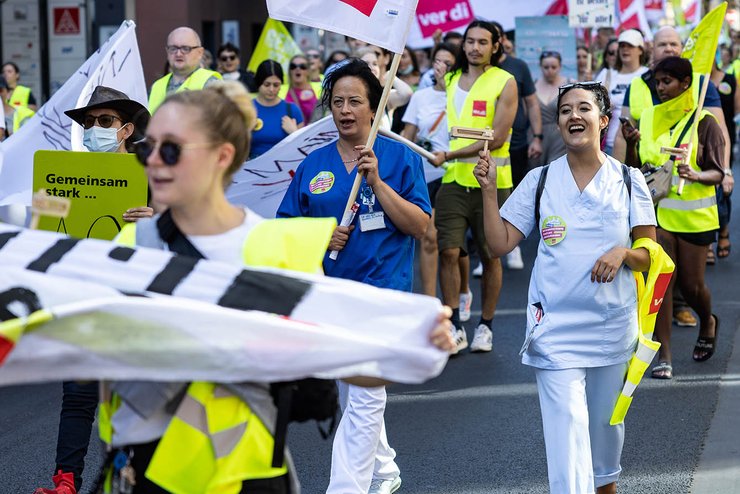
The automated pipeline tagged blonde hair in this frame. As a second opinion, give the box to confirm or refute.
[161,80,257,184]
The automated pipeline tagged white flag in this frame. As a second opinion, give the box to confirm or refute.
[226,116,443,218]
[0,20,147,206]
[267,0,419,54]
[0,225,448,385]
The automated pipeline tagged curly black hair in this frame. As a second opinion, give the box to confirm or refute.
[320,58,383,113]
[557,82,612,140]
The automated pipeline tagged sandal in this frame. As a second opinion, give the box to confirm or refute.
[717,234,731,258]
[693,314,719,362]
[651,361,673,379]
[706,247,716,265]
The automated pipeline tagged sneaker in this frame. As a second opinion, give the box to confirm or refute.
[472,262,483,277]
[506,246,524,270]
[34,471,77,494]
[470,324,493,352]
[459,291,473,322]
[369,476,402,494]
[450,327,468,355]
[673,309,697,327]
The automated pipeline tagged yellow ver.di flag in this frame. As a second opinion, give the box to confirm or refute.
[682,2,727,75]
[247,18,303,82]
[651,87,695,141]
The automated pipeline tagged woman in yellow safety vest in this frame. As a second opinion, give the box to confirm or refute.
[2,61,38,110]
[0,75,35,137]
[96,80,454,494]
[623,56,724,379]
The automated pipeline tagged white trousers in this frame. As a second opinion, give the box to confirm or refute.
[534,363,628,494]
[326,381,400,493]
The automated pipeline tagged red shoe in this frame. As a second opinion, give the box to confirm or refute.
[33,471,77,494]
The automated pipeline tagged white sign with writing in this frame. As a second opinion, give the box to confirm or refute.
[568,0,615,27]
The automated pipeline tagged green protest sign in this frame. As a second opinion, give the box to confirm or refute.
[33,150,148,240]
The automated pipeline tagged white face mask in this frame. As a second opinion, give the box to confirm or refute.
[83,126,124,153]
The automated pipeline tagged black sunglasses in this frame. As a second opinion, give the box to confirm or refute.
[83,114,122,129]
[607,50,617,56]
[558,81,603,95]
[541,50,561,59]
[220,54,237,61]
[134,139,212,166]
[289,63,308,70]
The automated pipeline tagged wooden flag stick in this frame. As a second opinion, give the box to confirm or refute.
[676,74,710,195]
[30,189,71,230]
[377,128,436,162]
[329,51,402,261]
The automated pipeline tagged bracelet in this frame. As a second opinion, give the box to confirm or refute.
[724,168,733,177]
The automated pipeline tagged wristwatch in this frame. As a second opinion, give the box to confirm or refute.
[725,168,733,177]
[533,134,544,140]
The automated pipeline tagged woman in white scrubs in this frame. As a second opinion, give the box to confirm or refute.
[473,82,657,494]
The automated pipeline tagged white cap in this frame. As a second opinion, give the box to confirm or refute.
[618,29,645,48]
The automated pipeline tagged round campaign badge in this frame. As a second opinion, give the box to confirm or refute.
[541,216,567,246]
[309,171,335,194]
[719,81,732,95]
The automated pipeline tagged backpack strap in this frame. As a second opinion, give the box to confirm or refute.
[156,209,206,259]
[534,164,550,229]
[621,163,632,200]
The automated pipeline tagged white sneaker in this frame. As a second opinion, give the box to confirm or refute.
[459,291,473,322]
[450,327,468,355]
[470,324,493,352]
[472,262,483,277]
[369,476,402,494]
[506,246,524,270]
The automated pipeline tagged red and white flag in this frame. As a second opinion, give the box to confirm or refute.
[618,0,653,40]
[266,0,419,53]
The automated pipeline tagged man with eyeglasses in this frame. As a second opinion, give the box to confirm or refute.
[148,27,222,113]
[216,42,257,93]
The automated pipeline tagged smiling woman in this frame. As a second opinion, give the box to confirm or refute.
[473,81,658,494]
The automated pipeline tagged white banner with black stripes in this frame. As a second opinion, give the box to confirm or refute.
[0,225,448,385]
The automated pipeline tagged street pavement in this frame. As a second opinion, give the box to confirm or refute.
[1,202,739,493]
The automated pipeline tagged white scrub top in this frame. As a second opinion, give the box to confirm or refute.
[501,155,656,370]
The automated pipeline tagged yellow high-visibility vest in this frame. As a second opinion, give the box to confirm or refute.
[444,68,513,189]
[100,216,336,493]
[148,68,222,113]
[8,85,31,108]
[611,237,674,425]
[639,107,719,233]
[12,106,35,133]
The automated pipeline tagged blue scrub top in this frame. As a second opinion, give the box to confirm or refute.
[277,135,431,291]
[251,100,304,158]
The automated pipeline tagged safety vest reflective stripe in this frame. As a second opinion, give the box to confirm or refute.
[444,67,514,189]
[8,85,31,107]
[639,106,718,233]
[148,68,222,113]
[659,195,717,210]
[611,237,674,426]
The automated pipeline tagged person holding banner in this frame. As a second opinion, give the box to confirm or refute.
[622,57,723,379]
[147,27,222,113]
[277,59,432,494]
[428,20,518,354]
[34,86,152,494]
[474,81,656,494]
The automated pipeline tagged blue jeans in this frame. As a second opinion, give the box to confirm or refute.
[56,381,99,490]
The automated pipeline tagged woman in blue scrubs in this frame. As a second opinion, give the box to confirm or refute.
[278,59,431,494]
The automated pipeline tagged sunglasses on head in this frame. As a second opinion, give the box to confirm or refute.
[220,54,237,61]
[558,81,603,95]
[541,50,561,58]
[290,63,308,70]
[134,139,212,166]
[83,114,123,129]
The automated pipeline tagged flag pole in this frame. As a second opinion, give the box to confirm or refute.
[329,51,402,260]
[675,74,709,195]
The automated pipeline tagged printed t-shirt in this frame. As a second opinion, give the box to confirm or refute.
[500,155,656,370]
[277,135,431,291]
[251,100,304,158]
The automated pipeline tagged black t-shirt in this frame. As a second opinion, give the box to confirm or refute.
[498,56,535,150]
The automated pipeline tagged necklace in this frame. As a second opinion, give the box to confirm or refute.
[342,157,359,164]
